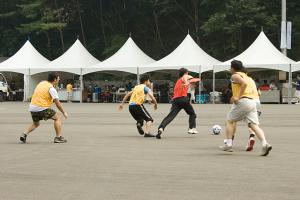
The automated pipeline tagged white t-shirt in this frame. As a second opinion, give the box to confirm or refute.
[29,87,59,112]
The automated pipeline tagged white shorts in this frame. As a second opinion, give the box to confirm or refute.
[227,98,259,125]
[295,90,300,98]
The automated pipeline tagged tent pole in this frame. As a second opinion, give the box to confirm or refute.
[137,67,140,85]
[80,68,83,103]
[288,64,292,104]
[198,66,202,104]
[212,66,215,104]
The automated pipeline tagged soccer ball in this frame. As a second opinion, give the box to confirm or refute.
[212,125,222,135]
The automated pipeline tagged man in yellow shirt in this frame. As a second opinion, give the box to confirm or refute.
[66,82,73,103]
[220,60,272,156]
[20,72,68,143]
[119,75,158,137]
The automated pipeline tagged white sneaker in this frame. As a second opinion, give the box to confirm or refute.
[219,144,233,152]
[261,143,272,156]
[188,128,198,134]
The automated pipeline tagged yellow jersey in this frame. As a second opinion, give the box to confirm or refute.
[129,84,150,105]
[231,72,256,99]
[66,84,73,93]
[31,81,53,108]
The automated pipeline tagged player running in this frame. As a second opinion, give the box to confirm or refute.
[156,68,199,139]
[119,75,158,137]
[20,72,68,143]
[220,60,272,156]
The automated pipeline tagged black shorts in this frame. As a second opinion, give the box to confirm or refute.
[129,104,153,124]
[31,108,56,123]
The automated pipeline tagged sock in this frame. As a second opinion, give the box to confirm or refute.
[261,139,267,146]
[158,128,163,132]
[226,139,233,146]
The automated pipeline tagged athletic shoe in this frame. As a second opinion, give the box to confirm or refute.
[261,143,272,156]
[144,133,155,138]
[188,128,198,134]
[156,128,163,139]
[219,144,233,152]
[54,136,67,143]
[20,133,27,143]
[246,137,255,151]
[136,123,144,135]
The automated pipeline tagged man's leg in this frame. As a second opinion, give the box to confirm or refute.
[20,122,40,143]
[52,113,67,143]
[158,103,181,131]
[140,105,155,137]
[156,103,181,139]
[24,122,40,135]
[52,113,62,137]
[246,127,256,151]
[220,121,236,152]
[183,103,197,129]
[248,123,272,156]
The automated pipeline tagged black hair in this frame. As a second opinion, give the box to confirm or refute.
[140,75,150,84]
[231,60,245,72]
[179,68,188,77]
[48,72,59,82]
[263,80,268,84]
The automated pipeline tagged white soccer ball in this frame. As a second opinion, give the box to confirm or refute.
[212,125,222,135]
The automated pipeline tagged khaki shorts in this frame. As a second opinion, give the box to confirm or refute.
[227,98,259,125]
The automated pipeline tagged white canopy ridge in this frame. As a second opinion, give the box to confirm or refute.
[0,40,50,75]
[215,31,295,72]
[84,37,155,75]
[31,39,100,75]
[140,34,220,74]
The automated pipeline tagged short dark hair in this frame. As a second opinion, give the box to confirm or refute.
[231,60,245,72]
[140,75,150,84]
[179,68,188,77]
[48,72,59,82]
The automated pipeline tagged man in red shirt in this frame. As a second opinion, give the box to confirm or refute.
[156,68,198,139]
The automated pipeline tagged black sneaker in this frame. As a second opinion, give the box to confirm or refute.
[156,128,163,139]
[54,136,67,143]
[144,133,155,137]
[136,123,144,135]
[20,133,27,143]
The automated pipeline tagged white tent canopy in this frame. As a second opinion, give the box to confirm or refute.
[0,40,50,75]
[291,61,300,72]
[215,31,295,72]
[0,40,50,101]
[31,39,100,75]
[140,34,220,74]
[83,37,155,75]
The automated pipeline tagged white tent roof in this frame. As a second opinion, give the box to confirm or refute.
[140,34,220,74]
[215,31,295,72]
[291,61,300,72]
[31,39,100,75]
[0,40,50,75]
[83,37,155,75]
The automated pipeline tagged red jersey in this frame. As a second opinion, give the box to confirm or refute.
[173,77,189,99]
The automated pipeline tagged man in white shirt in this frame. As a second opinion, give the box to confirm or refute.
[20,72,69,143]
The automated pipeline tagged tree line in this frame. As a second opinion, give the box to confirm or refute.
[1,0,300,62]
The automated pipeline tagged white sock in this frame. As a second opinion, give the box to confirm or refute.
[226,139,233,146]
[262,139,267,146]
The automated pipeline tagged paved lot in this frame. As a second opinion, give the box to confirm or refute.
[0,102,299,200]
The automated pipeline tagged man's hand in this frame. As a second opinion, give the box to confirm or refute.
[118,104,124,111]
[63,112,69,119]
[231,97,239,104]
[153,104,158,110]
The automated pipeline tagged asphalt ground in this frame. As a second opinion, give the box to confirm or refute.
[0,102,299,200]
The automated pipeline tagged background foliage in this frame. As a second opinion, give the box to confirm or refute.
[1,0,300,61]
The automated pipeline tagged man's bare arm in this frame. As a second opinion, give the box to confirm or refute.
[54,99,68,118]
